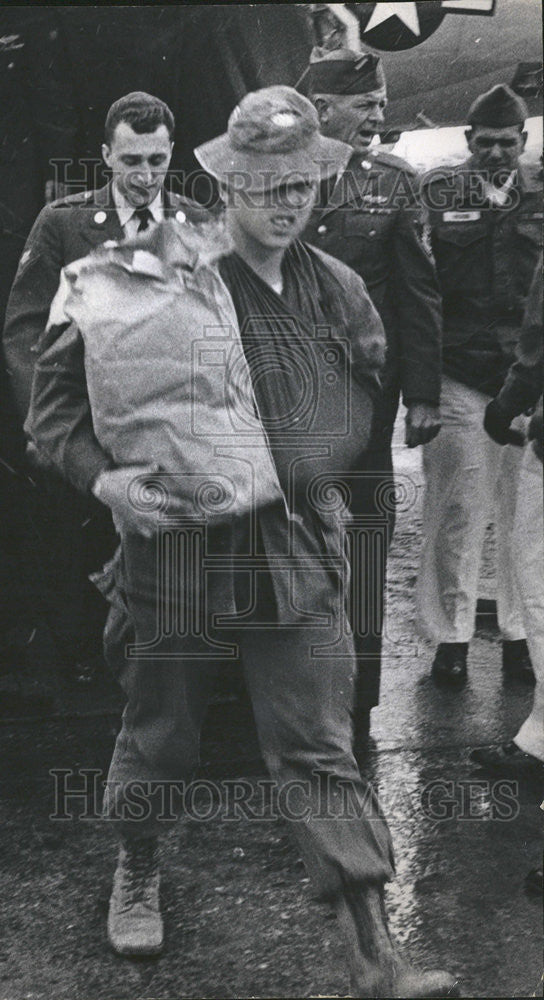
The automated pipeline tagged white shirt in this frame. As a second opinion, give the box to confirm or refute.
[112,185,165,238]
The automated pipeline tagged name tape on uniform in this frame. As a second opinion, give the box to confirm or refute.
[442,211,482,222]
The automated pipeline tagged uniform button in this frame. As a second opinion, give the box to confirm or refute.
[175,210,186,224]
[361,160,372,170]
[369,229,376,237]
[93,211,107,224]
[317,224,327,235]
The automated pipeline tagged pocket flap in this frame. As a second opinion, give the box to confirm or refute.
[342,213,390,240]
[516,220,543,244]
[436,223,486,247]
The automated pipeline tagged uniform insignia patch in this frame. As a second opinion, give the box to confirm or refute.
[442,211,481,221]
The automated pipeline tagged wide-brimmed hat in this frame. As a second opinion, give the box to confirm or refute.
[194,85,351,189]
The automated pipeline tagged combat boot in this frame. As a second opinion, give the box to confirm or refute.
[107,835,164,956]
[336,884,460,998]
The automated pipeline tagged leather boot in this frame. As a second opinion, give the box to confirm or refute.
[336,885,460,998]
[107,835,164,956]
[431,643,468,688]
[502,639,535,685]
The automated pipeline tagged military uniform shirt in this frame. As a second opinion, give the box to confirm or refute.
[303,147,442,427]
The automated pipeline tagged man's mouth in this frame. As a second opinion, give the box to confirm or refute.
[270,215,295,232]
[130,185,156,200]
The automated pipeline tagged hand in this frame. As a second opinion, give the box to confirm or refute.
[405,403,441,448]
[92,465,163,537]
[484,399,525,447]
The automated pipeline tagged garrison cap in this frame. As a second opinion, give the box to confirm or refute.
[194,85,351,188]
[467,84,528,128]
[296,47,386,97]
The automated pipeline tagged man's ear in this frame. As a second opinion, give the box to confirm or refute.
[464,128,473,149]
[101,143,111,167]
[313,97,330,126]
[520,130,528,151]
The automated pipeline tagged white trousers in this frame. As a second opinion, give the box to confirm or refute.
[513,445,544,761]
[417,376,525,644]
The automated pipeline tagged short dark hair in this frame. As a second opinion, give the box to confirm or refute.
[104,91,175,145]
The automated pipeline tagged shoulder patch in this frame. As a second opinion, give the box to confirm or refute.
[371,149,417,175]
[175,195,211,223]
[52,189,95,209]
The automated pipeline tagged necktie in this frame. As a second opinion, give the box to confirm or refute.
[134,207,153,232]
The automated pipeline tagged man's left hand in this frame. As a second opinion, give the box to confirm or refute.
[405,403,441,448]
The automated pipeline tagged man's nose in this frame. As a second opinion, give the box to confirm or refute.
[135,167,155,185]
[368,105,385,127]
[489,143,504,159]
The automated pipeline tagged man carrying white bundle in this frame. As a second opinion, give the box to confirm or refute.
[27,86,458,998]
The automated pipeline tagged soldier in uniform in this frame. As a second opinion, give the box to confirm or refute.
[298,49,442,742]
[416,85,541,686]
[2,91,209,680]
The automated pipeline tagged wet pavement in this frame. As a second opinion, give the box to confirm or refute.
[0,436,542,999]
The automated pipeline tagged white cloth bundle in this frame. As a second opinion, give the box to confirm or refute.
[49,221,283,522]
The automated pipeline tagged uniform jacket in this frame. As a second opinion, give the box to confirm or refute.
[2,184,210,418]
[302,148,443,422]
[423,159,543,396]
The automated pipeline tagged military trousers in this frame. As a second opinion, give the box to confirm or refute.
[102,525,394,900]
[512,445,544,761]
[417,375,525,644]
[348,444,396,712]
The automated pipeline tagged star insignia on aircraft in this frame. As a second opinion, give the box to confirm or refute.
[364,3,421,37]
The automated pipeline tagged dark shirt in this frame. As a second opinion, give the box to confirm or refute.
[219,241,384,497]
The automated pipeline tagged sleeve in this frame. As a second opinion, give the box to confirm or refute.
[2,204,66,419]
[311,247,386,378]
[25,320,112,496]
[342,267,387,381]
[494,254,543,419]
[392,185,443,407]
[494,362,543,419]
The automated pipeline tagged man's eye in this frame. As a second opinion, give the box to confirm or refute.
[149,157,167,166]
[121,158,141,166]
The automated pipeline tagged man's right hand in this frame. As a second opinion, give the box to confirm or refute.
[91,465,163,537]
